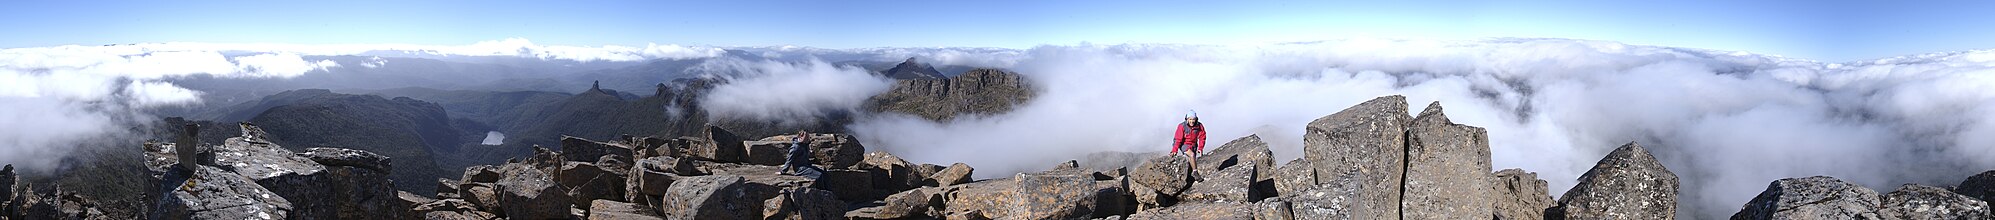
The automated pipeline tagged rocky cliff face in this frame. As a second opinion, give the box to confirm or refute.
[880,57,947,80]
[865,68,1034,121]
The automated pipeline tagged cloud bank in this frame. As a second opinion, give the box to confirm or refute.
[808,38,1995,218]
[698,58,893,124]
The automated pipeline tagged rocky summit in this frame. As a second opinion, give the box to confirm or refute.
[17,94,1995,219]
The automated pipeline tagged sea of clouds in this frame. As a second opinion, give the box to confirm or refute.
[5,38,1994,218]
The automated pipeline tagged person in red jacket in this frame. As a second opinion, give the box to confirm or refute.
[1173,110,1207,177]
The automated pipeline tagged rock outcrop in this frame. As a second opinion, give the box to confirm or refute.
[662,175,758,219]
[865,68,1035,121]
[1298,95,1411,220]
[1551,142,1678,220]
[1401,102,1495,219]
[1878,184,1991,220]
[1732,176,1881,219]
[1492,169,1556,220]
[1960,170,1995,205]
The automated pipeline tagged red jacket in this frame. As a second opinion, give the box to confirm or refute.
[1172,122,1207,153]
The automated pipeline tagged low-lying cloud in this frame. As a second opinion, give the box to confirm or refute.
[697,58,893,124]
[823,39,1995,218]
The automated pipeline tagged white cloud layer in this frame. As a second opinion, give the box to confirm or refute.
[698,58,893,123]
[800,38,1995,218]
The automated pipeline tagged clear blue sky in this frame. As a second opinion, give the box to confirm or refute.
[3,1,1991,61]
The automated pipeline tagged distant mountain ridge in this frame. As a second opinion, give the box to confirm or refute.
[865,68,1036,121]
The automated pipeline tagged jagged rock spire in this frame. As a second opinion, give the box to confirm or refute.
[591,80,602,92]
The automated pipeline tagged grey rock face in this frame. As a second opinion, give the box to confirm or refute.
[1553,142,1678,220]
[1402,102,1496,219]
[558,162,624,210]
[663,175,759,220]
[211,134,336,219]
[1878,184,1991,220]
[1130,155,1193,197]
[1300,95,1409,220]
[461,165,502,184]
[744,140,789,166]
[702,125,747,163]
[930,163,975,187]
[1125,202,1256,220]
[760,188,844,220]
[1006,174,1099,220]
[1198,134,1275,180]
[1492,169,1555,220]
[561,136,636,163]
[871,187,942,219]
[298,147,402,220]
[865,68,1035,121]
[861,152,920,195]
[1959,170,1995,205]
[587,199,663,220]
[494,165,572,220]
[1180,164,1257,203]
[1272,158,1315,198]
[1731,176,1881,220]
[1280,173,1369,220]
[150,165,292,220]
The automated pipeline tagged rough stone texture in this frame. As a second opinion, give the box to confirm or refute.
[1125,202,1256,220]
[744,140,789,166]
[1730,176,1881,220]
[702,125,748,163]
[1198,134,1275,182]
[1180,163,1257,203]
[663,175,759,220]
[622,166,675,210]
[209,135,336,219]
[1272,158,1315,198]
[495,165,572,220]
[1,164,16,219]
[459,183,501,214]
[559,162,625,210]
[1401,102,1496,219]
[149,165,293,220]
[1878,184,1991,220]
[815,169,874,200]
[588,199,664,220]
[1254,199,1294,220]
[941,179,1014,219]
[1092,179,1135,218]
[1279,177,1364,220]
[913,164,947,182]
[862,152,920,195]
[1493,168,1555,220]
[930,163,975,187]
[1007,174,1099,220]
[1959,170,1995,205]
[561,136,636,163]
[761,188,844,220]
[1300,95,1409,220]
[461,165,502,183]
[1129,155,1193,197]
[876,187,943,219]
[410,198,481,218]
[297,147,405,220]
[435,178,460,199]
[1553,142,1678,220]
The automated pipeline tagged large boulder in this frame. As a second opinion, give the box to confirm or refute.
[461,165,503,183]
[1180,164,1258,203]
[1959,170,1995,205]
[149,165,293,220]
[1300,95,1410,220]
[298,147,403,220]
[459,183,501,213]
[1492,169,1555,220]
[1125,202,1256,220]
[744,140,789,166]
[1878,184,1991,219]
[1129,156,1193,197]
[622,164,677,209]
[862,152,920,193]
[495,165,572,220]
[1272,158,1315,197]
[1548,142,1677,220]
[761,188,845,220]
[558,162,625,210]
[1276,176,1367,220]
[210,134,336,219]
[1401,102,1496,219]
[1198,134,1275,181]
[1006,174,1099,220]
[701,125,748,163]
[815,169,874,200]
[561,136,635,163]
[1731,176,1881,219]
[930,163,976,187]
[874,187,944,219]
[663,175,760,220]
[588,199,664,220]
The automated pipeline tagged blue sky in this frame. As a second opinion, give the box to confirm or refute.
[3,1,1992,61]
